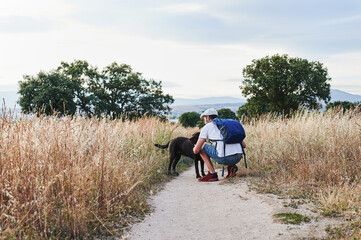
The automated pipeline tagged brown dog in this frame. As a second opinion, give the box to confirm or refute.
[155,132,206,178]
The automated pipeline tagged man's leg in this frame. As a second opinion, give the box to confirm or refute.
[199,149,215,173]
[198,148,219,182]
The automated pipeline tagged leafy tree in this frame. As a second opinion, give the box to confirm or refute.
[18,60,173,118]
[326,101,361,112]
[56,60,100,116]
[197,118,205,128]
[90,62,173,119]
[179,112,200,128]
[237,102,270,119]
[19,71,78,115]
[217,108,237,120]
[240,54,331,116]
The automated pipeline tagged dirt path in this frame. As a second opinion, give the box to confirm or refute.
[123,167,339,240]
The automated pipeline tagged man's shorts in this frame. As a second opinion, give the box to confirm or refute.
[203,143,242,166]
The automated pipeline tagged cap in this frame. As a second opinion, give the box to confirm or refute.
[200,108,218,119]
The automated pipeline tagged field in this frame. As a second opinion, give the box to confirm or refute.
[1,108,361,238]
[244,109,361,238]
[0,110,194,239]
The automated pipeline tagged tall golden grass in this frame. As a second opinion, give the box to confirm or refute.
[245,108,361,236]
[0,109,192,238]
[2,106,361,238]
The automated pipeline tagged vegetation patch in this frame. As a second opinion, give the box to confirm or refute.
[274,213,310,225]
[244,109,361,237]
[325,224,359,239]
[0,112,194,239]
[283,201,299,209]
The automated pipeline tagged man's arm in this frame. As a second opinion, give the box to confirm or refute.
[193,138,206,154]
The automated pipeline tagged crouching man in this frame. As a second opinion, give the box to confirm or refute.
[193,108,246,182]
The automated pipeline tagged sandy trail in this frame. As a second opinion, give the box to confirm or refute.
[124,166,338,240]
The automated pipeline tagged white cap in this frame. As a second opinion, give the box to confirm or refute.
[200,108,218,118]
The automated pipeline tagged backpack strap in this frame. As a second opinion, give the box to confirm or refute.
[211,118,226,156]
[209,139,225,157]
[240,143,247,168]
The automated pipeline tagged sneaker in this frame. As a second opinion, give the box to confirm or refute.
[226,165,238,178]
[198,172,219,182]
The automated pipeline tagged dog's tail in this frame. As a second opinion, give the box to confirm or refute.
[154,142,170,149]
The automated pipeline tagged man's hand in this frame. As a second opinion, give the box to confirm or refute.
[193,138,206,154]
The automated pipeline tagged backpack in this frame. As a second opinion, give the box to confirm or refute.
[211,118,247,169]
[212,118,246,144]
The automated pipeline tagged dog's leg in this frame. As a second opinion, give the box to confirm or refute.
[168,151,176,175]
[200,160,206,176]
[194,160,201,178]
[171,154,181,176]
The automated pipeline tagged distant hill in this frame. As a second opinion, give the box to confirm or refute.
[1,89,360,114]
[330,89,361,102]
[170,89,361,115]
[171,102,245,116]
[171,96,246,116]
[173,96,246,106]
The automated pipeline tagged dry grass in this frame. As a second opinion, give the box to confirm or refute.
[2,106,361,238]
[245,108,361,237]
[0,108,193,239]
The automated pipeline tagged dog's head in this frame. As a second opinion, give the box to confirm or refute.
[189,132,200,145]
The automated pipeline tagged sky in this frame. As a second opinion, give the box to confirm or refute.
[0,0,361,99]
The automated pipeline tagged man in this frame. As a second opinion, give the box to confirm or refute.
[193,108,245,182]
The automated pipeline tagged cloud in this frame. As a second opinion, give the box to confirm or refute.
[321,15,361,25]
[224,78,242,82]
[156,4,204,13]
[161,81,182,88]
[0,0,76,18]
[332,84,361,89]
[0,0,76,33]
[1,0,361,98]
[62,0,361,56]
[0,16,54,33]
[319,51,361,95]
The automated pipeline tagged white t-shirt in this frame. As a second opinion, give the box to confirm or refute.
[199,122,243,157]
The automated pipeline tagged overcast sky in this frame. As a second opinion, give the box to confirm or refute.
[1,0,361,99]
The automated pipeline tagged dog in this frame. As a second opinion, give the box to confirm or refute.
[154,132,206,178]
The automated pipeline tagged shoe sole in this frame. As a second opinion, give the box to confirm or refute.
[198,178,219,182]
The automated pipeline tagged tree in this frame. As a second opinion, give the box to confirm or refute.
[18,60,174,118]
[326,101,361,112]
[56,60,100,116]
[90,62,173,119]
[178,112,200,128]
[19,71,78,115]
[237,102,270,119]
[197,118,205,128]
[217,108,237,120]
[240,54,331,116]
